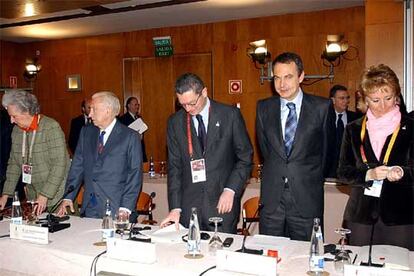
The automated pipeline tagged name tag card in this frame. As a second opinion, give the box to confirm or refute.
[106,237,156,264]
[216,250,277,276]
[364,180,383,197]
[10,224,49,244]
[344,264,413,276]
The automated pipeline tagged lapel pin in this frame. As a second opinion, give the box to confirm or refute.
[216,121,220,127]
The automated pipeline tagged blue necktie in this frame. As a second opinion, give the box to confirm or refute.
[98,131,106,154]
[284,103,297,156]
[195,114,207,153]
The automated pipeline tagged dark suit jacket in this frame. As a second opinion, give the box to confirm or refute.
[256,93,334,228]
[0,109,13,191]
[65,120,143,218]
[119,112,147,162]
[68,115,87,155]
[327,108,362,177]
[167,100,253,233]
[337,115,414,225]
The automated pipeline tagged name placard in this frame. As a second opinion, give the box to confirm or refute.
[216,250,277,276]
[9,224,49,244]
[106,237,156,264]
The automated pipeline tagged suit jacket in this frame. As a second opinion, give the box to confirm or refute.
[167,100,253,233]
[68,115,87,155]
[119,112,147,162]
[65,120,142,218]
[256,93,334,224]
[0,109,13,189]
[327,107,362,177]
[337,115,414,225]
[3,115,70,207]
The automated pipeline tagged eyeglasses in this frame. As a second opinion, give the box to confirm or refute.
[180,93,202,108]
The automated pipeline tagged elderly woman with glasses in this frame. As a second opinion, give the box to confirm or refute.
[337,64,414,250]
[0,90,70,216]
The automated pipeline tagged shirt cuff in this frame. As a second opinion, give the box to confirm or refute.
[224,188,235,194]
[119,207,131,214]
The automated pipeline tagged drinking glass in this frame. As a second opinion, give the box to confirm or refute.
[114,210,130,239]
[26,189,38,224]
[334,228,352,273]
[160,161,167,177]
[208,217,223,255]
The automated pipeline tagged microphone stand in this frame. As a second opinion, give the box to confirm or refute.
[40,186,74,233]
[236,203,263,255]
[360,219,384,267]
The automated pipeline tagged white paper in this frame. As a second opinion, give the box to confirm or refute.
[128,118,148,134]
[355,245,410,270]
[143,223,187,244]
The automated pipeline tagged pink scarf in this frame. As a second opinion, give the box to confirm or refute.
[366,106,401,161]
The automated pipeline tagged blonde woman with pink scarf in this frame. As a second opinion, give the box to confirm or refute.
[338,64,414,250]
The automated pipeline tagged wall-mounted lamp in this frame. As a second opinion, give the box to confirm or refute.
[304,34,350,83]
[247,39,273,85]
[23,58,41,81]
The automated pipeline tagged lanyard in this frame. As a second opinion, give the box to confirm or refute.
[22,115,41,164]
[360,115,400,165]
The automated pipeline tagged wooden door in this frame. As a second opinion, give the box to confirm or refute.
[123,53,212,162]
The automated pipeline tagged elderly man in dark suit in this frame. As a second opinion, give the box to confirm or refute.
[119,96,147,162]
[58,91,142,218]
[256,52,334,241]
[327,85,361,177]
[68,99,91,155]
[160,73,253,234]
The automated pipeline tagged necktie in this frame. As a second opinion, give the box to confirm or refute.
[284,102,297,156]
[336,113,344,149]
[98,131,106,154]
[195,114,207,153]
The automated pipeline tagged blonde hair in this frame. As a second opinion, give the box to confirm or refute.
[360,64,400,100]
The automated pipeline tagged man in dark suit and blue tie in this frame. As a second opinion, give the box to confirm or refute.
[160,73,253,234]
[256,52,334,241]
[327,84,361,178]
[58,91,142,218]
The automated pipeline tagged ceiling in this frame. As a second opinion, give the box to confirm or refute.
[0,0,364,43]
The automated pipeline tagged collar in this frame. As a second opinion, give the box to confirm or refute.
[128,111,137,119]
[101,118,117,134]
[198,97,210,119]
[20,114,40,132]
[280,89,303,109]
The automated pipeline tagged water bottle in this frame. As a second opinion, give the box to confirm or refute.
[309,217,324,274]
[102,199,114,241]
[149,156,155,178]
[187,207,201,256]
[11,191,23,225]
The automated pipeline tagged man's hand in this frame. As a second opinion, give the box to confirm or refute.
[387,166,404,182]
[0,195,8,210]
[57,199,74,216]
[366,166,389,181]
[34,194,48,216]
[160,209,180,230]
[217,190,234,214]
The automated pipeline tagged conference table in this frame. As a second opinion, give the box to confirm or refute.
[1,216,412,276]
[141,174,351,243]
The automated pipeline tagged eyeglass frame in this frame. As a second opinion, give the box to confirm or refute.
[179,92,202,108]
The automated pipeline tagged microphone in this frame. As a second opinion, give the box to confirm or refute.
[236,203,264,255]
[360,220,384,267]
[40,185,75,233]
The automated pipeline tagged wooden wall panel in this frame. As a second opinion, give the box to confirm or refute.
[1,6,366,167]
[0,41,27,89]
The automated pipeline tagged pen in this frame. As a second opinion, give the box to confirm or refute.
[352,254,358,264]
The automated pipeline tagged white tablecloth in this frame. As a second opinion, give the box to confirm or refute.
[0,216,412,276]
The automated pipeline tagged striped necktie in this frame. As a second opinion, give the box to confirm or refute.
[98,131,106,154]
[284,102,297,156]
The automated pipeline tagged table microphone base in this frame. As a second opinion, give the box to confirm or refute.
[235,247,263,255]
[41,222,71,233]
[360,261,384,267]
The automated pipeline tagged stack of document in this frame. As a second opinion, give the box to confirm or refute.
[141,224,187,244]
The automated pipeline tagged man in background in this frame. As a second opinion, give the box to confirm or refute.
[58,91,142,218]
[328,85,360,177]
[256,52,334,241]
[0,107,13,193]
[68,99,91,155]
[160,73,253,233]
[119,97,147,162]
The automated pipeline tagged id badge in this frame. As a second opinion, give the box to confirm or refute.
[190,158,207,183]
[364,180,383,197]
[22,164,33,184]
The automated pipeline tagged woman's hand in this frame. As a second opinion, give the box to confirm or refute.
[366,166,389,181]
[34,195,48,216]
[386,166,404,182]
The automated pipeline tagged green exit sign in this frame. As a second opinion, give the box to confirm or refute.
[155,45,173,57]
[153,36,173,57]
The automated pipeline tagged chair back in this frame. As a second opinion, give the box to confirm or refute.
[135,191,157,225]
[240,196,260,236]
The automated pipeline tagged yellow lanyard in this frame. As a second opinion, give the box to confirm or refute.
[360,115,400,165]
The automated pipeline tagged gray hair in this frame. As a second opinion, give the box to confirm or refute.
[92,91,120,116]
[2,89,40,115]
